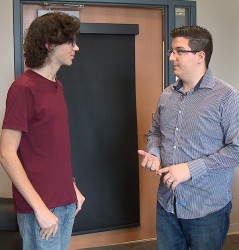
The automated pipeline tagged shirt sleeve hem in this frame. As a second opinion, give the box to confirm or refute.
[187,158,207,179]
[147,148,160,159]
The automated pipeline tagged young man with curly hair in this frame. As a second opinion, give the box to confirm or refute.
[0,12,85,250]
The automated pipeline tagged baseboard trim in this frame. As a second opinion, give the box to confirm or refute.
[99,238,157,247]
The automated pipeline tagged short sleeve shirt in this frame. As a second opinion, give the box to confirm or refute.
[2,69,77,213]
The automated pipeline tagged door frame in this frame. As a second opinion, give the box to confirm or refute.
[13,0,196,87]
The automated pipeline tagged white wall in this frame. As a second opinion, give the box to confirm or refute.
[0,0,14,197]
[196,0,239,88]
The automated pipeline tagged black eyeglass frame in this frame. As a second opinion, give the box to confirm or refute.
[167,49,200,56]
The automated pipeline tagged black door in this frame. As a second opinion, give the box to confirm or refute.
[58,23,140,235]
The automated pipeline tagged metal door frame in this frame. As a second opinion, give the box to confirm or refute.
[13,0,196,86]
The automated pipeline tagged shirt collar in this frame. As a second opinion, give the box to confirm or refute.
[173,68,215,93]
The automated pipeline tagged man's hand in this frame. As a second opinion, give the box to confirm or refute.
[138,150,161,173]
[35,207,59,240]
[73,184,85,216]
[158,163,191,190]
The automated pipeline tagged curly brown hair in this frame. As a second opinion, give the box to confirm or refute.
[23,12,80,69]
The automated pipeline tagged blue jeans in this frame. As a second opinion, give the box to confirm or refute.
[156,201,232,250]
[17,203,76,250]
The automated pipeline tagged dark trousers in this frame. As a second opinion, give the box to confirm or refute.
[156,201,232,250]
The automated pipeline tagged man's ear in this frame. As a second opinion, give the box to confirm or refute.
[45,43,54,51]
[197,51,206,64]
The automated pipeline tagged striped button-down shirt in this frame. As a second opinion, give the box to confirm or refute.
[147,68,239,219]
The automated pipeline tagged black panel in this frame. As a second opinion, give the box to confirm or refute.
[57,25,140,235]
[80,23,139,35]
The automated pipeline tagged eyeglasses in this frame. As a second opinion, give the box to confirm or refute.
[167,49,200,57]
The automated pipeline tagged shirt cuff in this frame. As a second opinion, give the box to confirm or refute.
[187,158,207,179]
[147,148,160,159]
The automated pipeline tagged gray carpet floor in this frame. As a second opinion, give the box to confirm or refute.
[84,234,239,250]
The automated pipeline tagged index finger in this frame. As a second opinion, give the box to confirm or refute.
[138,150,146,156]
[158,167,170,174]
[45,227,54,240]
[52,223,58,237]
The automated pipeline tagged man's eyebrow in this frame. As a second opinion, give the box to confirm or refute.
[174,46,186,49]
[170,46,186,50]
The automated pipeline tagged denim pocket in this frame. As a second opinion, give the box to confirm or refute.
[224,201,232,213]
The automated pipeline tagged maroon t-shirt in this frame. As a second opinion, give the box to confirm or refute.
[2,70,77,213]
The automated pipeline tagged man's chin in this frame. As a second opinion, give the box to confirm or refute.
[173,69,180,77]
[64,62,73,66]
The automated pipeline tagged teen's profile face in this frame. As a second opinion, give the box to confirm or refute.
[51,42,80,67]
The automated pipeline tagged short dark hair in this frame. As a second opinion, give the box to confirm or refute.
[23,12,80,69]
[170,25,213,68]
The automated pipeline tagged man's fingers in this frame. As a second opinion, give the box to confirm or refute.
[40,224,58,240]
[138,150,146,156]
[45,226,55,240]
[75,201,83,215]
[40,227,50,240]
[158,167,170,174]
[75,205,81,216]
[141,157,148,167]
[138,150,148,167]
[163,172,171,184]
[52,223,58,237]
[138,150,153,168]
[138,150,161,172]
[40,227,49,237]
[152,162,156,171]
[75,198,85,216]
[171,181,179,190]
